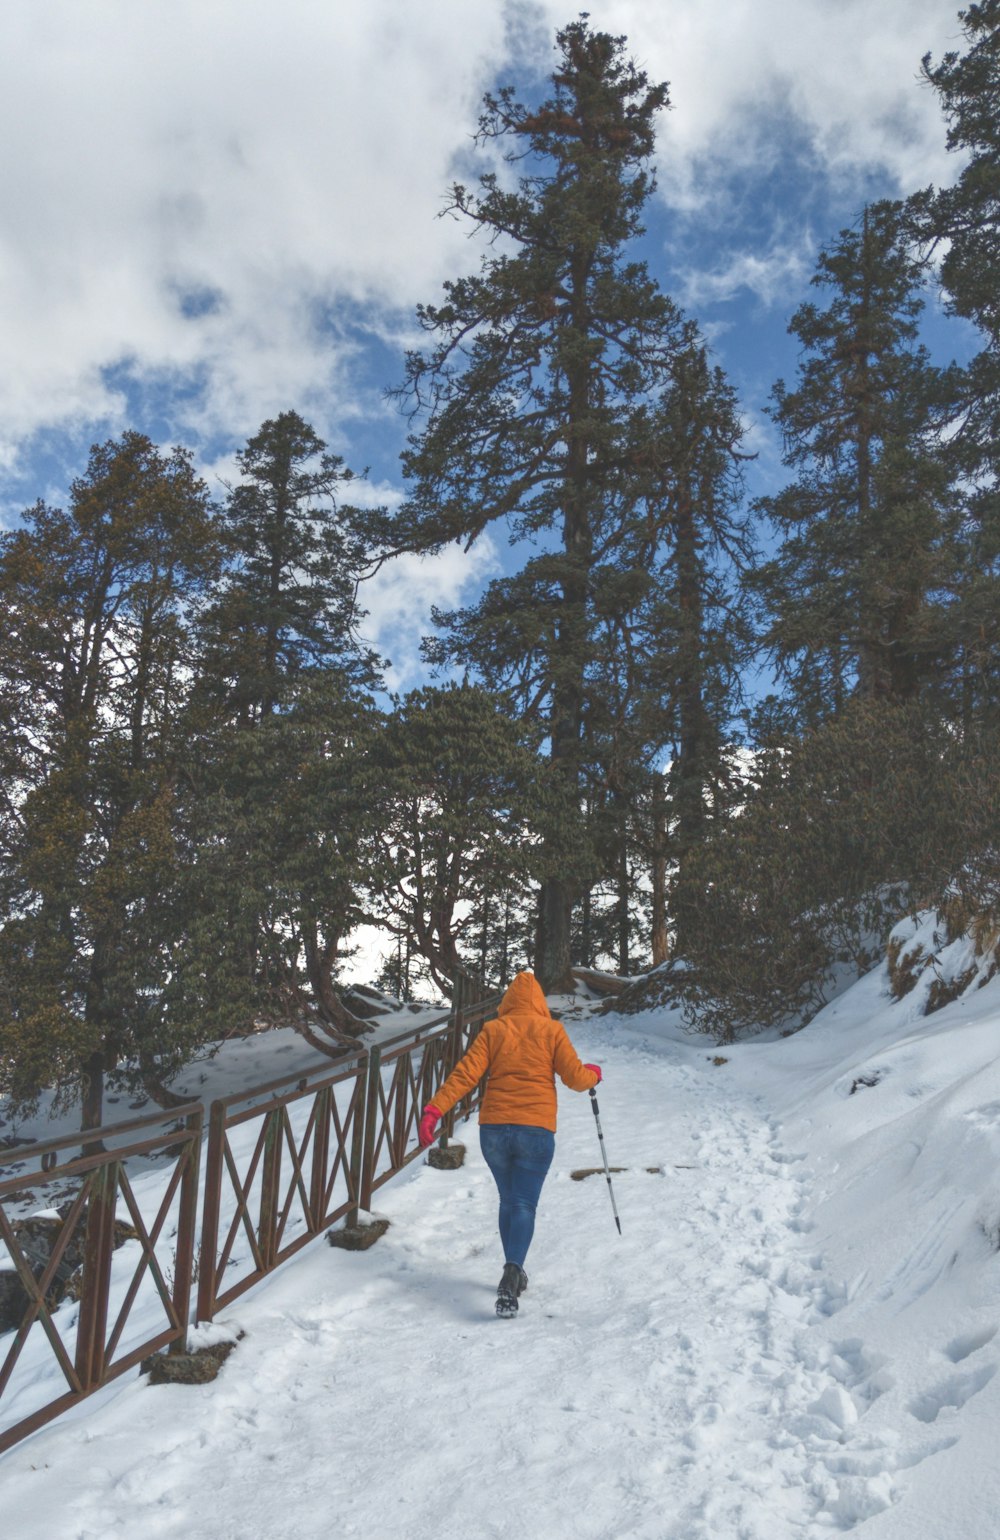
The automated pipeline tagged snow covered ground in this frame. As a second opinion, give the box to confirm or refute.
[3,951,1000,1539]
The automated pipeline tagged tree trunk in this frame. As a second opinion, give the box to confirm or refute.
[650,773,670,967]
[671,485,709,957]
[478,890,491,986]
[579,884,593,970]
[301,918,370,1038]
[81,1049,105,1152]
[854,205,888,703]
[536,877,575,993]
[290,1018,357,1057]
[500,893,512,989]
[617,813,630,978]
[135,1053,193,1110]
[534,237,594,999]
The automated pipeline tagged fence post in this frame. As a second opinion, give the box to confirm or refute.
[258,1107,284,1272]
[74,1161,119,1391]
[440,974,471,1149]
[391,1056,410,1168]
[417,1032,439,1116]
[169,1111,202,1355]
[346,1056,369,1229]
[358,1045,382,1215]
[197,1100,227,1323]
[309,1084,332,1232]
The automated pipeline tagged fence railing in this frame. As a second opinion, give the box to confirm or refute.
[197,1047,369,1319]
[0,1104,203,1456]
[0,989,499,1456]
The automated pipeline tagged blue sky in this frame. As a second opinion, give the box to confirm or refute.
[0,0,977,691]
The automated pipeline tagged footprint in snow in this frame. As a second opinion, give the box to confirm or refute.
[943,1323,998,1363]
[682,1400,726,1451]
[907,1362,997,1424]
[964,1101,1000,1130]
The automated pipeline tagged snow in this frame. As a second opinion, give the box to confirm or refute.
[3,955,1000,1538]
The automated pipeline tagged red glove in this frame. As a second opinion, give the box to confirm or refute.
[583,1063,602,1084]
[419,1104,443,1148]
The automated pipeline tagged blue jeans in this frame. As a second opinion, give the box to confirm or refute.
[479,1124,555,1268]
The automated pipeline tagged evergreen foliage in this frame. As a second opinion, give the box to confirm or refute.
[0,414,387,1123]
[920,3,1000,719]
[625,343,754,955]
[0,434,224,1121]
[366,684,544,996]
[922,3,1000,348]
[386,20,695,988]
[199,410,381,719]
[752,202,963,724]
[7,10,1000,1104]
[190,412,382,1042]
[679,700,997,1041]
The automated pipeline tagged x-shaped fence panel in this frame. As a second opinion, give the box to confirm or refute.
[359,996,498,1208]
[360,1033,446,1204]
[0,991,502,1457]
[0,1106,202,1455]
[197,1051,368,1320]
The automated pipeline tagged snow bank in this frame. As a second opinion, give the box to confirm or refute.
[627,951,1000,1538]
[2,960,1000,1537]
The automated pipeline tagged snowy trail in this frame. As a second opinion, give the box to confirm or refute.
[0,1025,964,1537]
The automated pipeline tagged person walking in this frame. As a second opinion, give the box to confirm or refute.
[418,970,601,1318]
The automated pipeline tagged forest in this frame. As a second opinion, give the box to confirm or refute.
[1,9,998,1131]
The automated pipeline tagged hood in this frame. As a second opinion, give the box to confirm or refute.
[498,971,550,1018]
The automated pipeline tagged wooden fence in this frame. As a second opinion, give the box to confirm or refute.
[0,991,498,1456]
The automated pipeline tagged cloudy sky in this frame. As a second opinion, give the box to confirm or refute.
[0,0,973,687]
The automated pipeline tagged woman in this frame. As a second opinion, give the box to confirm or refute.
[418,970,601,1318]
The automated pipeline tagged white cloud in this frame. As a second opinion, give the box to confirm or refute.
[359,535,501,694]
[0,0,509,457]
[674,235,815,311]
[348,476,405,513]
[558,0,962,213]
[0,0,966,471]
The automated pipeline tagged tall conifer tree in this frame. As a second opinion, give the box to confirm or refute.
[921,4,1000,718]
[366,685,543,996]
[923,3,1000,350]
[193,411,382,1039]
[753,203,961,722]
[0,434,223,1126]
[628,342,753,954]
[387,20,690,988]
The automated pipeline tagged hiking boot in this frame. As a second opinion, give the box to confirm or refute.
[517,1267,528,1295]
[496,1262,522,1318]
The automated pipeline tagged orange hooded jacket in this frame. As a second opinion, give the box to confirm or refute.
[430,971,598,1132]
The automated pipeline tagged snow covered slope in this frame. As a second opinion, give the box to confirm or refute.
[3,958,1000,1539]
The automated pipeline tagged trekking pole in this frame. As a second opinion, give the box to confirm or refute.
[589,1088,622,1235]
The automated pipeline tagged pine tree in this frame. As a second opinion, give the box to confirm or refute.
[192,411,382,1040]
[753,202,962,723]
[366,685,543,997]
[202,410,380,719]
[422,335,752,971]
[387,20,691,989]
[923,3,1000,349]
[621,342,753,955]
[921,4,1000,719]
[0,434,224,1126]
